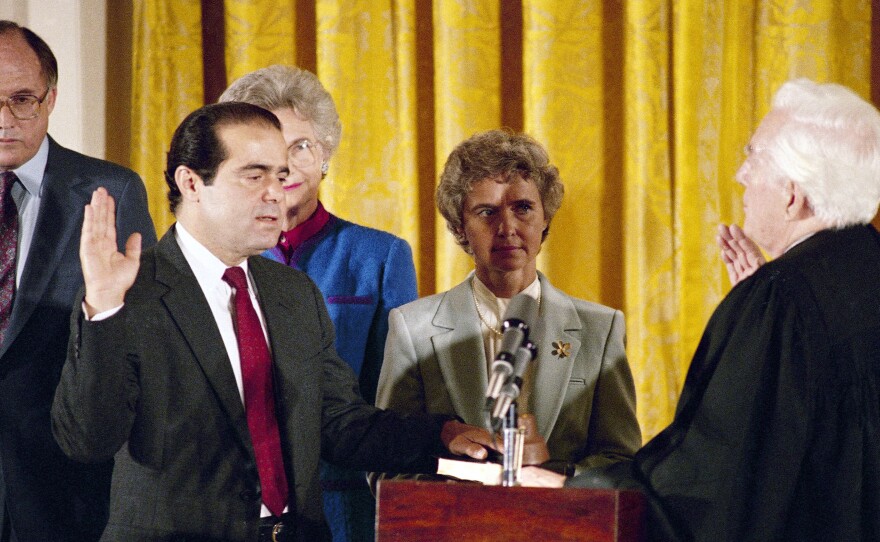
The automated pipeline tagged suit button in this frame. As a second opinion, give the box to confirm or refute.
[240,489,261,502]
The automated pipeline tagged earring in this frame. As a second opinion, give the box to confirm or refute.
[321,161,329,174]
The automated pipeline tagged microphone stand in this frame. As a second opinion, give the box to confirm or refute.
[501,402,524,487]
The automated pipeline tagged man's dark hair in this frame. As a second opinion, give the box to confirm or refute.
[0,21,58,88]
[165,102,281,213]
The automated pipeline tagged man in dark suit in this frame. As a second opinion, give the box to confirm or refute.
[0,21,155,541]
[51,102,493,541]
[523,79,880,541]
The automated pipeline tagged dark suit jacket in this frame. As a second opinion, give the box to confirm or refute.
[0,137,155,541]
[51,228,447,542]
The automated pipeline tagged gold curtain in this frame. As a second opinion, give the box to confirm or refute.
[123,0,872,440]
[224,1,298,81]
[316,0,425,274]
[432,1,504,290]
[130,0,205,231]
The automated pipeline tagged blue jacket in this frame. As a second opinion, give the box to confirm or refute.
[263,213,418,403]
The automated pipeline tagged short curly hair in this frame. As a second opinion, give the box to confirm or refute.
[219,65,342,158]
[437,129,564,253]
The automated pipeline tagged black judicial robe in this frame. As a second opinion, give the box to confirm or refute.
[635,225,880,541]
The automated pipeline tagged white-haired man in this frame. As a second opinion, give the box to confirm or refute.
[526,79,880,542]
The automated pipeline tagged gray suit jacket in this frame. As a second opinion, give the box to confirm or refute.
[0,137,155,541]
[51,228,447,542]
[376,272,641,474]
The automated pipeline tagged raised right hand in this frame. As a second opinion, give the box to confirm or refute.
[80,188,142,317]
[716,223,765,286]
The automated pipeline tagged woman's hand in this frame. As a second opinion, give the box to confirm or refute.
[519,466,566,488]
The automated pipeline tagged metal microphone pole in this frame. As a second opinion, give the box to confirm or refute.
[501,402,524,487]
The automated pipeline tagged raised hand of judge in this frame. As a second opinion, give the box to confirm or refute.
[716,223,765,286]
[80,188,142,317]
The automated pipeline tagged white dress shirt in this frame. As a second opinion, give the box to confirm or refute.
[9,136,49,286]
[174,222,272,403]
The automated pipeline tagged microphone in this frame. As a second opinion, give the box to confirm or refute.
[490,342,537,431]
[484,294,539,416]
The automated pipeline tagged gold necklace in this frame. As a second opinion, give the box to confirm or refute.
[471,278,540,337]
[472,284,504,336]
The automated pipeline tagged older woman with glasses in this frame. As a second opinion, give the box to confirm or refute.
[220,66,418,542]
[375,130,641,479]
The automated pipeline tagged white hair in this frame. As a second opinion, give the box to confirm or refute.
[219,65,342,158]
[764,78,880,227]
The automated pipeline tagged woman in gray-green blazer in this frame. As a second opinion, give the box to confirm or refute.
[376,130,641,476]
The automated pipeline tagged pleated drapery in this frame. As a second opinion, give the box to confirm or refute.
[117,0,873,439]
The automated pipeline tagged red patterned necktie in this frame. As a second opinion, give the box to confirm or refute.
[221,266,288,517]
[0,172,18,342]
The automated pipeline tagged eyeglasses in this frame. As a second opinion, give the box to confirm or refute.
[288,139,321,168]
[0,88,52,120]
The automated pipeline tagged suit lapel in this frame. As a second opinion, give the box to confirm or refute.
[154,229,252,453]
[432,278,490,427]
[530,274,581,440]
[3,139,91,354]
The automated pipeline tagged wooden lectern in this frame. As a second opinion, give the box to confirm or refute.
[376,479,646,541]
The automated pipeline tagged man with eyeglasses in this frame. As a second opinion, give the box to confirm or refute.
[0,20,155,542]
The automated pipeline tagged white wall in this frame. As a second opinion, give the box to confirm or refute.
[0,0,107,158]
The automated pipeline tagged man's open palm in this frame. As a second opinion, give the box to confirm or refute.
[80,188,141,316]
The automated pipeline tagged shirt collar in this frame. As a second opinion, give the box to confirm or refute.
[10,136,48,197]
[175,221,250,286]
